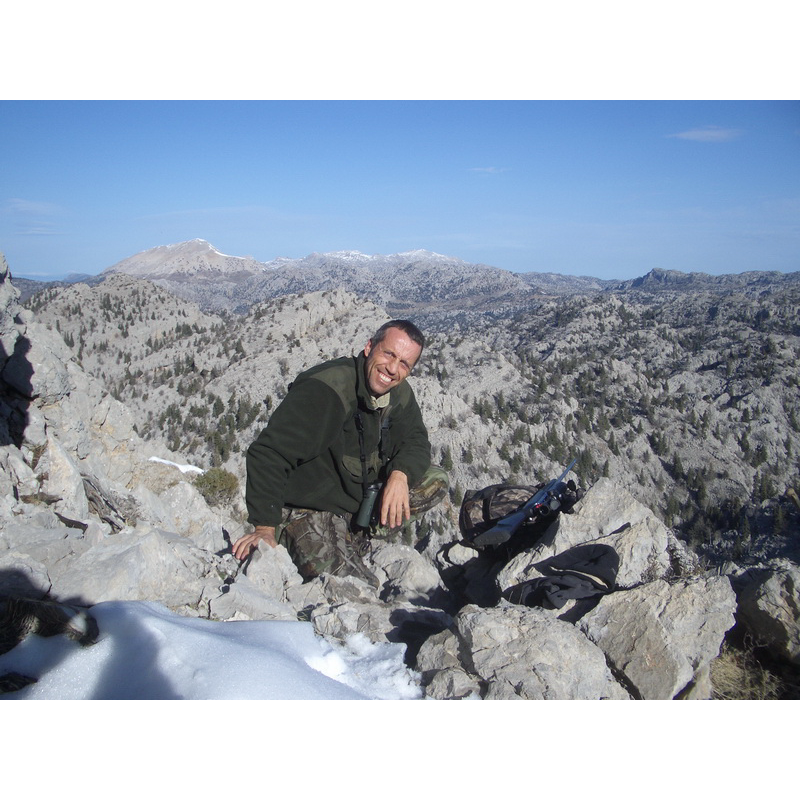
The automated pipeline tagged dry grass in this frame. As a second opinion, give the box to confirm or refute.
[710,639,784,700]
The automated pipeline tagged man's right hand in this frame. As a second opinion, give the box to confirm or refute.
[233,525,278,560]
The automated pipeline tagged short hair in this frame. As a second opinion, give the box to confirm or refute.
[370,319,426,356]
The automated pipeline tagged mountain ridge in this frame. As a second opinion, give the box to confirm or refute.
[15,239,800,323]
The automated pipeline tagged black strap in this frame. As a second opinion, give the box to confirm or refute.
[354,410,369,492]
[354,408,391,492]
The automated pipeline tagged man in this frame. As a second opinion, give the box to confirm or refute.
[233,320,448,584]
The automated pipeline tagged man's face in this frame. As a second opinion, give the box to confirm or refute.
[363,327,422,397]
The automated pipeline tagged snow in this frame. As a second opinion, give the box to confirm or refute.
[0,600,423,700]
[148,456,203,474]
[1,604,776,796]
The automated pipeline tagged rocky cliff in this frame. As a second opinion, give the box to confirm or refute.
[3,251,799,699]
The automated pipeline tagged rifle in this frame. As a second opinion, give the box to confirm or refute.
[472,458,578,548]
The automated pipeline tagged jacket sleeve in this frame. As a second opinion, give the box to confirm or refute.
[245,380,346,527]
[386,385,432,488]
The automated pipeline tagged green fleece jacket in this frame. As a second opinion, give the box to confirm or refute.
[245,353,432,527]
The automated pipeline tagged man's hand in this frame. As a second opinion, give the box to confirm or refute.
[232,525,277,561]
[380,470,411,529]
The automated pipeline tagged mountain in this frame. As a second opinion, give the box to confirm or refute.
[103,238,270,281]
[4,249,800,699]
[96,240,609,318]
[618,267,800,294]
[21,262,800,569]
[11,274,104,305]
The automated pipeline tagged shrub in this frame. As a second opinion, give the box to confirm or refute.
[194,468,240,507]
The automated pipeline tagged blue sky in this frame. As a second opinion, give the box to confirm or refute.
[2,100,798,281]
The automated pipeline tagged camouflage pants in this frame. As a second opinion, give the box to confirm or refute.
[276,466,449,585]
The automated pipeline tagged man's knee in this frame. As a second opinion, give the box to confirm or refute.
[278,508,378,586]
[409,465,449,515]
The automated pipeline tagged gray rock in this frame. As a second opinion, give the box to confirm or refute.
[47,525,226,614]
[0,552,52,598]
[208,573,299,622]
[416,628,482,699]
[579,575,736,699]
[368,541,446,603]
[239,541,304,600]
[42,433,89,519]
[735,561,800,665]
[0,522,90,566]
[2,321,72,403]
[452,603,630,700]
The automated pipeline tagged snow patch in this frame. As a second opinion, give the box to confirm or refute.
[0,601,423,700]
[148,456,203,475]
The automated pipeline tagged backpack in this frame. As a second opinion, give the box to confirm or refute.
[459,479,583,550]
[459,483,543,547]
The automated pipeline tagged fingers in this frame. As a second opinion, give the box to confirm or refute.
[232,528,278,560]
[232,534,256,561]
[379,471,411,528]
[380,494,410,528]
[391,498,410,528]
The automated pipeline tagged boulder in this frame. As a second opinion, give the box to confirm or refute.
[579,575,736,699]
[0,552,52,598]
[42,433,89,519]
[436,603,630,700]
[735,560,800,666]
[2,320,72,404]
[416,628,482,699]
[208,573,299,622]
[368,540,447,604]
[47,525,228,614]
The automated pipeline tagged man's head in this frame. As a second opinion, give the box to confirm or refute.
[363,320,424,397]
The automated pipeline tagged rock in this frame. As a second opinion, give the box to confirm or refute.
[0,552,52,598]
[2,321,72,404]
[140,480,226,551]
[416,628,482,699]
[208,573,299,622]
[42,433,89,519]
[47,525,227,614]
[0,522,90,567]
[309,572,453,660]
[239,541,304,600]
[735,561,800,666]
[579,575,736,699]
[2,448,39,499]
[448,603,630,700]
[368,541,447,604]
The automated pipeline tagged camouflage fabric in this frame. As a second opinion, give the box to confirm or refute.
[370,465,450,546]
[458,483,540,543]
[277,465,449,584]
[408,465,450,517]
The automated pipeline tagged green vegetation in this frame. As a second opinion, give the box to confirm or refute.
[194,467,240,507]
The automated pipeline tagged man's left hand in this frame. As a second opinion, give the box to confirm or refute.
[380,470,411,528]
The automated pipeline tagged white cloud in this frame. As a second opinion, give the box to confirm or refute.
[16,226,63,236]
[3,197,65,235]
[6,198,64,215]
[667,126,744,142]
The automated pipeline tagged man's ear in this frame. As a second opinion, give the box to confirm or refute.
[364,339,373,357]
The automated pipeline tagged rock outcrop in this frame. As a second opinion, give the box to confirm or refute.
[2,251,798,699]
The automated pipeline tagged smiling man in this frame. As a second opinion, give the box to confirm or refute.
[234,320,448,585]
